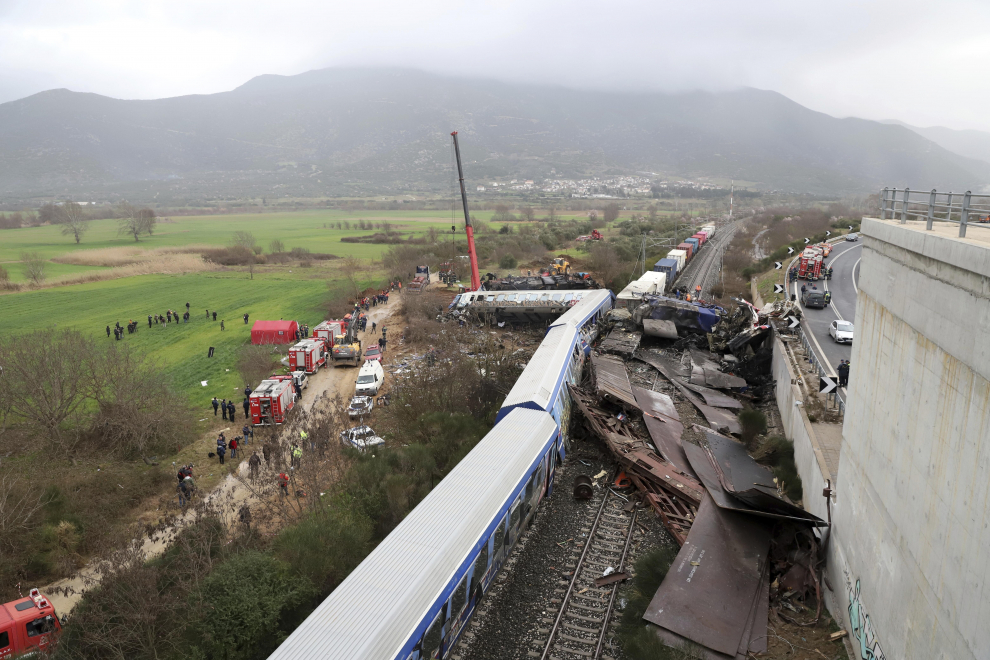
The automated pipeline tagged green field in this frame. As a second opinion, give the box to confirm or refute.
[0,208,570,274]
[2,268,377,406]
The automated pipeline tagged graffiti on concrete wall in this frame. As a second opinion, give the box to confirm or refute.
[848,579,887,660]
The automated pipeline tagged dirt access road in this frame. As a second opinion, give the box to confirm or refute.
[43,298,401,614]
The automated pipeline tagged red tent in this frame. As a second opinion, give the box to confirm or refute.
[250,320,299,345]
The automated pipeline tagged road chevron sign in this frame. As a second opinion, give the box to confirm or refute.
[787,315,800,328]
[804,237,810,244]
[773,284,785,294]
[788,247,795,254]
[820,375,837,394]
[774,262,782,270]
[849,225,854,230]
[825,230,831,236]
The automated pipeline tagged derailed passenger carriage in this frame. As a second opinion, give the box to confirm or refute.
[267,409,560,660]
[268,290,615,659]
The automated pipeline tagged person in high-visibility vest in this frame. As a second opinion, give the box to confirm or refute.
[291,444,303,468]
[300,429,311,450]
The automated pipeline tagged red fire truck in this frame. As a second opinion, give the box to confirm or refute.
[312,320,346,350]
[797,247,824,280]
[288,339,326,374]
[249,378,295,425]
[1,589,61,657]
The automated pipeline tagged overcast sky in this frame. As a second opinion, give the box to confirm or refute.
[1,0,988,131]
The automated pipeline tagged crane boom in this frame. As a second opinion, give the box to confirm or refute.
[451,131,482,291]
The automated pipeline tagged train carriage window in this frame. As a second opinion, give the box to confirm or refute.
[552,293,563,301]
[492,516,506,554]
[450,575,467,620]
[509,496,521,532]
[524,473,535,511]
[421,612,444,659]
[472,542,490,589]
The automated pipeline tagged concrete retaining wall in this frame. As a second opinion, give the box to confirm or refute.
[829,218,990,660]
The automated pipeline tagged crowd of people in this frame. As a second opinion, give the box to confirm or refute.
[106,302,237,341]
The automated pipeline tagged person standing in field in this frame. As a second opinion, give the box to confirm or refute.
[213,311,217,321]
[220,320,225,331]
[248,451,261,480]
[278,472,289,498]
[221,399,228,421]
[243,313,249,324]
[227,400,236,422]
[106,325,111,338]
[212,397,219,416]
[242,398,250,419]
[229,436,239,459]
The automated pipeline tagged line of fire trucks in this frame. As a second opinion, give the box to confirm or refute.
[249,315,364,426]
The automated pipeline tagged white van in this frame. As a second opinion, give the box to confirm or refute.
[355,360,385,396]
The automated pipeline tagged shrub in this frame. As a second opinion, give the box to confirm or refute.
[738,408,767,447]
[756,435,803,501]
[186,551,316,660]
[274,506,373,594]
[499,254,518,269]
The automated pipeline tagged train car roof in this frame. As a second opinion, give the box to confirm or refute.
[268,408,559,660]
[497,324,578,421]
[548,289,614,331]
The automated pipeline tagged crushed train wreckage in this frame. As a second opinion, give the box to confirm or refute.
[571,320,828,659]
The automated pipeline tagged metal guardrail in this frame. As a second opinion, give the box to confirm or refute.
[796,324,845,416]
[880,187,990,238]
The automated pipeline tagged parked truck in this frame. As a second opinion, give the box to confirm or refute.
[250,378,295,425]
[288,339,326,374]
[331,313,363,367]
[312,320,346,350]
[1,589,61,657]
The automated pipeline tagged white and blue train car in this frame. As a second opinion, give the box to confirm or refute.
[495,289,614,455]
[548,288,614,344]
[268,408,560,660]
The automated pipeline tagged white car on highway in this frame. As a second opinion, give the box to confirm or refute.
[829,320,854,344]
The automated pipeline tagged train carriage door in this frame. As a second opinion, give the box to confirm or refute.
[546,447,557,495]
[443,575,468,650]
[507,495,522,546]
[492,515,507,565]
[472,541,490,602]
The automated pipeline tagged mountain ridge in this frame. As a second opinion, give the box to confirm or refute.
[1,67,987,203]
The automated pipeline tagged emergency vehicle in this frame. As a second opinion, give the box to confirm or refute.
[288,339,326,374]
[797,246,824,280]
[249,378,295,425]
[1,589,60,657]
[312,320,346,350]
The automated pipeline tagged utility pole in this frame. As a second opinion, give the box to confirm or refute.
[729,180,734,220]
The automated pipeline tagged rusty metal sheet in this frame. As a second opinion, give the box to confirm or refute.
[642,415,693,479]
[637,352,741,434]
[599,328,642,356]
[704,432,776,491]
[628,473,696,546]
[643,496,772,657]
[679,381,744,409]
[625,449,704,505]
[643,319,679,339]
[590,354,638,408]
[632,386,679,421]
[703,368,747,389]
[685,440,826,527]
[595,571,631,587]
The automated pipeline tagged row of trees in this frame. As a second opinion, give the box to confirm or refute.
[0,202,159,243]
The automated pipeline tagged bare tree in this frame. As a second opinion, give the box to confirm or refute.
[603,202,621,224]
[116,203,156,242]
[0,330,89,455]
[269,239,285,254]
[0,469,50,555]
[232,231,256,251]
[520,206,535,223]
[20,252,47,284]
[547,206,559,223]
[340,256,364,299]
[55,201,90,244]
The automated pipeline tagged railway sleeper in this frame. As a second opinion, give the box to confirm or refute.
[563,620,601,634]
[568,601,605,614]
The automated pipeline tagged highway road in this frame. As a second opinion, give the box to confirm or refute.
[791,238,863,402]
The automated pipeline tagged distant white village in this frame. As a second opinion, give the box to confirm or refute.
[476,175,723,198]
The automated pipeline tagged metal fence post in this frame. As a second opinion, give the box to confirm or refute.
[945,192,953,222]
[900,187,910,224]
[880,188,889,219]
[960,190,972,237]
[927,189,936,230]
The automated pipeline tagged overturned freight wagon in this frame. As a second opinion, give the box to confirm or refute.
[631,295,721,339]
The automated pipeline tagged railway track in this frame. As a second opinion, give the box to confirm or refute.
[538,490,638,660]
[677,221,740,298]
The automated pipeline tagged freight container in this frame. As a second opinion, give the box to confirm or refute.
[701,225,716,237]
[692,232,707,245]
[616,272,667,310]
[667,249,687,269]
[676,243,695,260]
[654,258,678,282]
[685,237,700,253]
